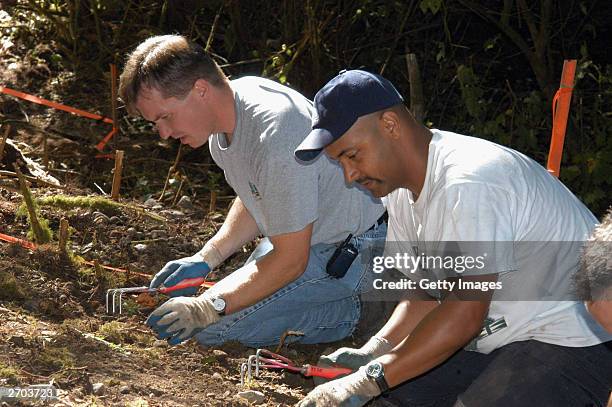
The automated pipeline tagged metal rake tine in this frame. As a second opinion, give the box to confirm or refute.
[106,289,118,314]
[240,362,248,387]
[105,289,111,314]
[255,349,263,376]
[247,354,257,380]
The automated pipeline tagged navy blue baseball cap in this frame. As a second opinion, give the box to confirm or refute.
[295,69,403,162]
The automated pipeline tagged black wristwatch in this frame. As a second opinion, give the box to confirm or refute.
[211,296,226,316]
[365,361,389,393]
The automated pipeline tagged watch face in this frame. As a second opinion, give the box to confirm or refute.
[212,297,226,312]
[366,361,383,378]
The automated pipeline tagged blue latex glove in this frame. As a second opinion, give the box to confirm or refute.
[149,255,211,297]
[145,295,220,346]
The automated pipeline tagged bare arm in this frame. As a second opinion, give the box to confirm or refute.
[206,222,314,314]
[201,197,261,265]
[376,295,439,347]
[377,274,497,386]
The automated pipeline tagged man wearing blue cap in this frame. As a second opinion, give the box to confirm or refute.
[118,36,388,348]
[294,70,612,406]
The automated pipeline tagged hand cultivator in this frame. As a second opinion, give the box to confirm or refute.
[105,277,214,314]
[240,349,352,386]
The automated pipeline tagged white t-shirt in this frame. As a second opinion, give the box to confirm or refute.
[385,130,611,353]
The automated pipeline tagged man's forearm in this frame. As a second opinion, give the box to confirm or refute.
[204,197,260,265]
[205,223,313,314]
[379,299,488,386]
[376,296,439,347]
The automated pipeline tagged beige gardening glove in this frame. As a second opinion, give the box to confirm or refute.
[296,365,381,407]
[319,336,393,370]
[145,293,220,346]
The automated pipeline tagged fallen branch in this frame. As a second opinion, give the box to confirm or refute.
[0,124,10,161]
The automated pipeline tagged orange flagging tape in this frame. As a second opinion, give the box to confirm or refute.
[546,60,577,178]
[0,231,216,287]
[95,127,118,152]
[0,85,117,152]
[0,86,114,124]
[0,232,37,250]
[0,232,149,278]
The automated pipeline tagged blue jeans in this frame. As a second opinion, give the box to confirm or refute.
[195,222,387,347]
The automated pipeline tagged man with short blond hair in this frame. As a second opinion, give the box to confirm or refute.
[119,36,387,348]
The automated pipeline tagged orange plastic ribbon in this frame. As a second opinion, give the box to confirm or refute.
[0,86,114,124]
[0,231,149,278]
[0,85,116,152]
[0,231,216,287]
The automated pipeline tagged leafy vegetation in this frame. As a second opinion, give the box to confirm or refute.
[2,0,609,216]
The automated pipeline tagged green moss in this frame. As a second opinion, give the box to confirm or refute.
[0,362,20,385]
[127,399,149,407]
[0,270,25,300]
[34,195,123,214]
[97,321,127,343]
[27,194,166,222]
[25,216,53,243]
[37,346,75,370]
[15,187,53,244]
[98,321,154,346]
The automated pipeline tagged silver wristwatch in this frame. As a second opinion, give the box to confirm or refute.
[365,361,389,393]
[211,296,226,316]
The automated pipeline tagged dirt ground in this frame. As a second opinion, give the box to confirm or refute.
[0,12,361,405]
[0,183,365,406]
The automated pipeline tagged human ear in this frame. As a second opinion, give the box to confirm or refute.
[380,111,400,139]
[193,79,210,98]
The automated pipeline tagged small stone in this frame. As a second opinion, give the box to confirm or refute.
[119,385,130,394]
[152,204,163,210]
[92,383,105,395]
[153,340,167,348]
[237,390,265,404]
[177,195,193,209]
[222,390,231,398]
[127,227,137,237]
[134,243,148,252]
[150,229,167,239]
[92,211,109,224]
[144,198,157,208]
[163,210,185,219]
[212,372,223,380]
[206,392,216,398]
[212,349,228,359]
[109,216,121,224]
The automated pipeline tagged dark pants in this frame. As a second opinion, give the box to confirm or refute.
[381,340,612,407]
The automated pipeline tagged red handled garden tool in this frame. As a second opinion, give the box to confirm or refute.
[105,277,215,314]
[240,348,352,386]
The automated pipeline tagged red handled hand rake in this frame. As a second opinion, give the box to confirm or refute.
[240,348,352,386]
[105,277,215,314]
